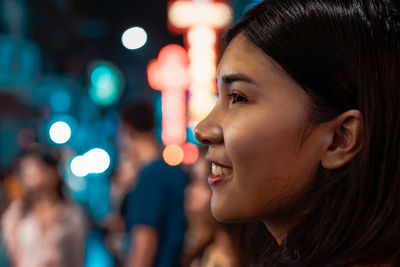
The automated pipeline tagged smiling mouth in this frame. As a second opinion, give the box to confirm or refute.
[209,163,233,186]
[212,163,233,176]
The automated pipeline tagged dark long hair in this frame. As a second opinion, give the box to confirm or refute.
[223,0,400,266]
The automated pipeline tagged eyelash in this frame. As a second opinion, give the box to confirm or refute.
[228,92,247,104]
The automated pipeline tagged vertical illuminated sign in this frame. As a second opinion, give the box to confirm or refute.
[147,44,191,165]
[168,0,232,123]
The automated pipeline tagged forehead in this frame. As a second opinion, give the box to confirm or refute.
[218,34,288,80]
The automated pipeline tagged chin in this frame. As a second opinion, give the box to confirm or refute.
[212,213,237,223]
[211,201,248,223]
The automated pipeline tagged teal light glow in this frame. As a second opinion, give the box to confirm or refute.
[45,115,77,146]
[88,61,124,106]
[50,90,71,112]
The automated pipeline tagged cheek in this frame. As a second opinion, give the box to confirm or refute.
[220,110,312,218]
[225,110,302,177]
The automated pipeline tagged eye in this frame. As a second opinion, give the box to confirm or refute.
[228,92,247,104]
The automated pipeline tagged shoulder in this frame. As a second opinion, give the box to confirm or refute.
[1,200,24,249]
[2,200,23,227]
[141,158,187,180]
[142,158,170,172]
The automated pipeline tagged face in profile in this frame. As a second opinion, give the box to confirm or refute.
[195,34,330,224]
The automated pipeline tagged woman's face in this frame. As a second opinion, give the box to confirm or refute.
[19,156,58,191]
[195,34,328,224]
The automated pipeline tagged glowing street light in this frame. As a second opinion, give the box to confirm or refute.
[147,44,190,146]
[70,148,111,177]
[168,0,232,123]
[147,44,191,166]
[70,155,88,177]
[168,1,231,28]
[88,61,124,106]
[121,27,148,50]
[49,121,71,144]
[84,148,111,174]
[181,142,199,164]
[163,144,184,166]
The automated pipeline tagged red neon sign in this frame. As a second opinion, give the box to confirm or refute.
[147,44,190,146]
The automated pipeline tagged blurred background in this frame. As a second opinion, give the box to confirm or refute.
[0,0,261,266]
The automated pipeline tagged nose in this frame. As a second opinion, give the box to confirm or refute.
[194,112,223,145]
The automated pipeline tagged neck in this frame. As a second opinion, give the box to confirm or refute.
[262,220,291,245]
[133,135,160,165]
[262,213,303,245]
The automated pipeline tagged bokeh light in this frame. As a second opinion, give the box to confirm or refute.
[121,27,147,50]
[182,142,199,165]
[88,61,124,106]
[147,44,190,90]
[163,144,184,166]
[70,155,89,177]
[49,121,71,144]
[84,148,111,174]
[167,1,231,124]
[168,1,232,29]
[147,44,190,146]
[70,148,111,177]
[49,90,71,113]
[66,175,87,192]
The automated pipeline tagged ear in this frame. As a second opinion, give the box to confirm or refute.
[321,110,364,169]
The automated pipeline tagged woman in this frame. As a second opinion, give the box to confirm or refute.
[2,149,86,267]
[194,0,400,266]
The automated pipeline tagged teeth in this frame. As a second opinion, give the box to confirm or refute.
[211,163,233,176]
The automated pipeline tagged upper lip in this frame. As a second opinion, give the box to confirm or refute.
[205,154,233,169]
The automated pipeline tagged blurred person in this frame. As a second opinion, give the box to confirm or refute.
[110,151,140,213]
[1,148,86,267]
[104,150,140,266]
[194,0,400,266]
[182,154,247,267]
[121,101,188,267]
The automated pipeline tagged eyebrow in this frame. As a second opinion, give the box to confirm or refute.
[219,73,257,86]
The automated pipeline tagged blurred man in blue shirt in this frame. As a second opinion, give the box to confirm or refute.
[121,101,187,267]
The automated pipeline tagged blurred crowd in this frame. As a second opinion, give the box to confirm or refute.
[0,101,258,267]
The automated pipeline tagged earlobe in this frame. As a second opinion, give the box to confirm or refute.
[321,110,364,170]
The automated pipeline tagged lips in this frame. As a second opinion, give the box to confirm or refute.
[205,151,234,185]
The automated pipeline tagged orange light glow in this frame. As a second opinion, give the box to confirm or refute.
[181,142,199,165]
[163,145,184,166]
